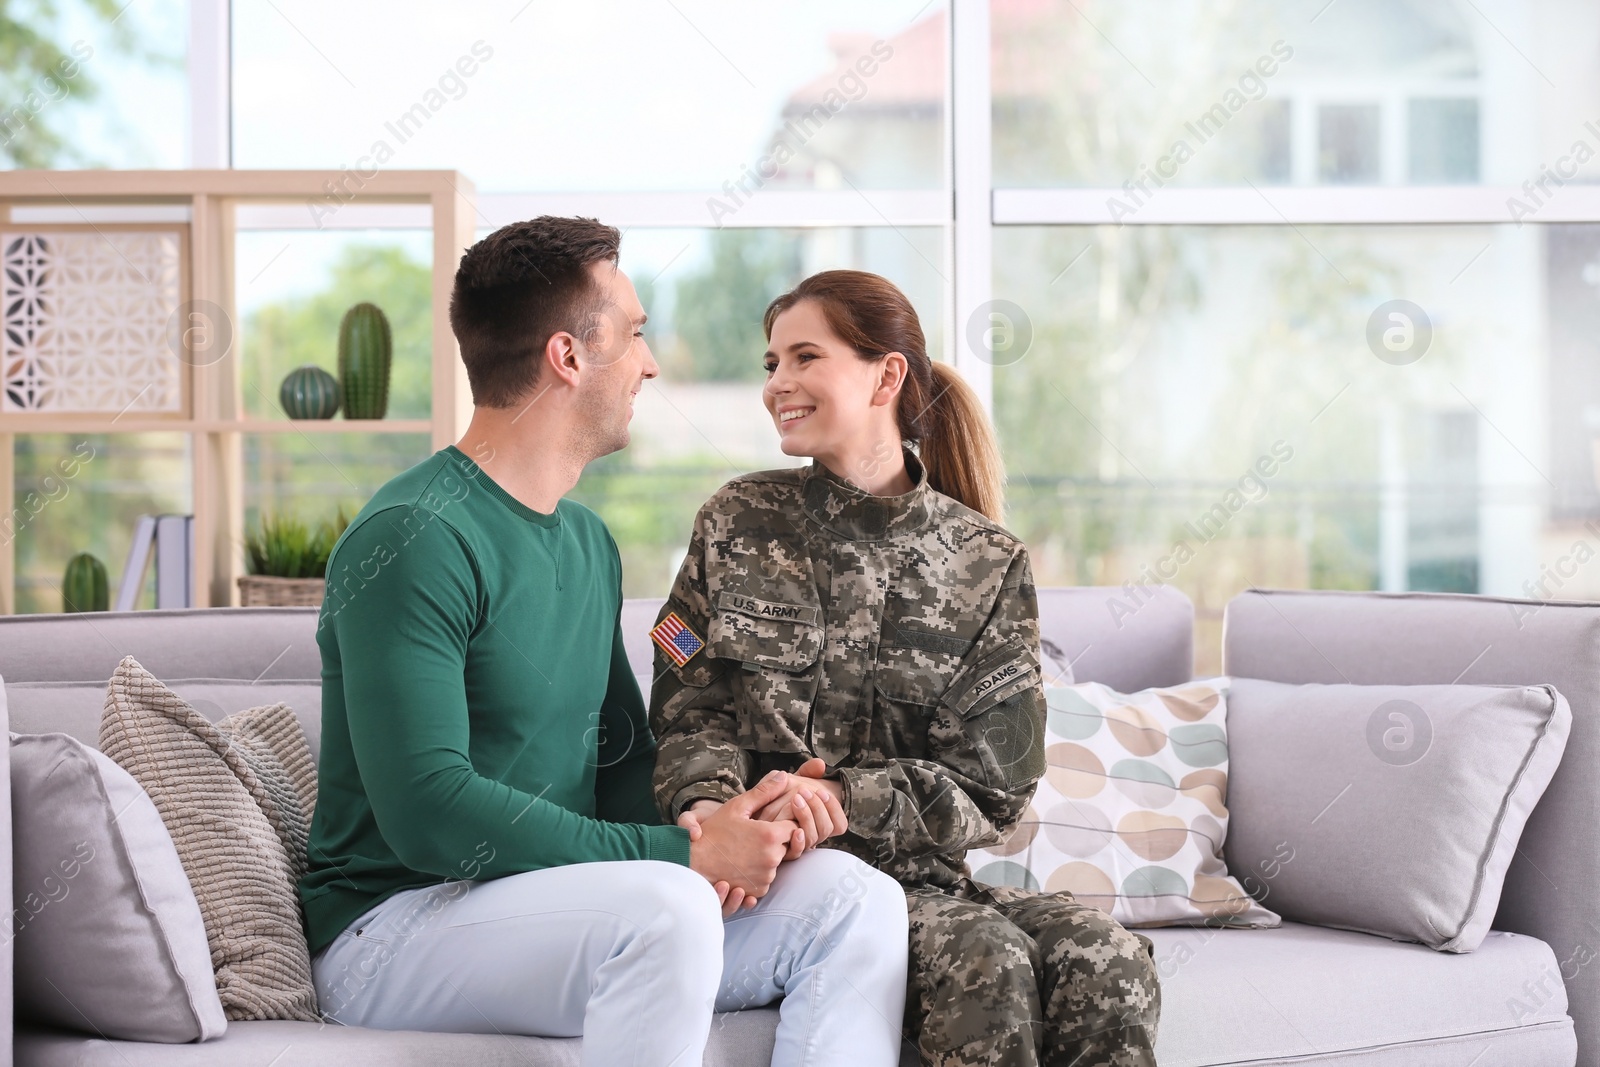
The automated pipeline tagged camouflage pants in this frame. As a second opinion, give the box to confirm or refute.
[903,881,1160,1067]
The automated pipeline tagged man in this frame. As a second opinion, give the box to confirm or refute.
[300,216,908,1066]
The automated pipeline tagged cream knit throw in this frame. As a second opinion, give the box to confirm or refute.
[99,656,320,1022]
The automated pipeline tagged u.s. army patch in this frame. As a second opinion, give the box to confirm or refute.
[650,612,705,667]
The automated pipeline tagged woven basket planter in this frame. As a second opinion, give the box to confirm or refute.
[237,575,326,607]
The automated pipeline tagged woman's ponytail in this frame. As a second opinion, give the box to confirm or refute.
[764,270,1008,524]
[922,361,1006,523]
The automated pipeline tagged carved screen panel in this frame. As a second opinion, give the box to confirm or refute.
[2,226,188,415]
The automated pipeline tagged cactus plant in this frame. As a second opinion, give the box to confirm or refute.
[279,364,342,419]
[337,303,392,419]
[63,552,108,613]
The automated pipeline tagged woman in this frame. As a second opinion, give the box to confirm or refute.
[649,270,1160,1067]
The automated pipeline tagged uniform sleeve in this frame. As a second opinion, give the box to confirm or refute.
[649,505,755,820]
[835,548,1046,861]
[594,611,667,824]
[332,509,689,875]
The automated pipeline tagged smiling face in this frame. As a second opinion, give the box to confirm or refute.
[572,261,657,459]
[763,298,905,474]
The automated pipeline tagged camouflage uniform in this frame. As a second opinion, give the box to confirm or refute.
[650,453,1160,1067]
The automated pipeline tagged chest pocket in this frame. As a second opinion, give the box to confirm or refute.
[876,622,973,706]
[708,592,823,753]
[709,592,824,670]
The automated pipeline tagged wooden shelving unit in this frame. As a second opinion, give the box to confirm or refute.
[0,170,478,613]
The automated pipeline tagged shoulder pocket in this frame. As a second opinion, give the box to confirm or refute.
[947,638,1039,720]
[709,591,823,673]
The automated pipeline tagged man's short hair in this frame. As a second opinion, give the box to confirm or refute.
[448,216,622,408]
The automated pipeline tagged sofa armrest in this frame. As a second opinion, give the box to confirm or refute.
[1,672,15,1062]
[1224,589,1600,1067]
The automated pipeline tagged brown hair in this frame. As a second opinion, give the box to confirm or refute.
[763,270,1006,522]
[449,216,621,408]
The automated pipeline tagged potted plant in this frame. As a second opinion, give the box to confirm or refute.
[237,509,351,607]
[62,552,108,612]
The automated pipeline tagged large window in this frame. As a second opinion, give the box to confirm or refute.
[8,0,1600,672]
[231,2,946,192]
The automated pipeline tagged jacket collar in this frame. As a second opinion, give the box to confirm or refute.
[802,449,936,541]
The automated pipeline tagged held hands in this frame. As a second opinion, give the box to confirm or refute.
[753,758,847,856]
[683,771,803,917]
[680,761,849,917]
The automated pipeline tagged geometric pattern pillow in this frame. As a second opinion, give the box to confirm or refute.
[969,678,1281,929]
[99,656,321,1022]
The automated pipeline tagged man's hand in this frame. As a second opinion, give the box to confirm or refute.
[686,772,803,909]
[753,758,848,857]
[679,801,765,915]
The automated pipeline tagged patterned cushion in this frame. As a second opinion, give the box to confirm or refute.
[99,656,321,1021]
[968,678,1280,929]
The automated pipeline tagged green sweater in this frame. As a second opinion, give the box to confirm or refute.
[299,446,690,956]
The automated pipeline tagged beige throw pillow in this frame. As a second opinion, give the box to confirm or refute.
[99,656,320,1022]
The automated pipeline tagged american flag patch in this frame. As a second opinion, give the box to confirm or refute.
[650,612,705,667]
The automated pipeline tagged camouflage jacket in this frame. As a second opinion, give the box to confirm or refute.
[649,452,1046,888]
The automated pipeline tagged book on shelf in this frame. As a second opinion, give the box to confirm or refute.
[117,514,193,610]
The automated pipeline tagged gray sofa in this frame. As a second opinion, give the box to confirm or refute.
[4,586,1594,1066]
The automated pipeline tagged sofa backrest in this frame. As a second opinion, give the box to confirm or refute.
[1224,588,1600,1067]
[0,606,323,754]
[2,586,1196,757]
[623,586,1196,696]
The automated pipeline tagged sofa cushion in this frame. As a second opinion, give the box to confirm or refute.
[15,1007,808,1067]
[10,732,226,1043]
[1145,921,1574,1066]
[99,657,320,1022]
[968,679,1279,929]
[16,926,1573,1067]
[1225,679,1571,952]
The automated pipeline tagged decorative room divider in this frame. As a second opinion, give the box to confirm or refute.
[0,170,478,613]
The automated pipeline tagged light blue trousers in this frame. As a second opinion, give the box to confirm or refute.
[312,848,909,1067]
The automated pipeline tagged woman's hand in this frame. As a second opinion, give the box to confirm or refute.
[754,758,848,857]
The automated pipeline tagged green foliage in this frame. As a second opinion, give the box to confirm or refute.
[671,230,801,381]
[0,0,177,168]
[244,245,430,419]
[244,509,351,579]
[62,550,107,612]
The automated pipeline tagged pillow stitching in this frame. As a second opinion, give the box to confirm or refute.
[84,744,217,1037]
[1445,684,1563,949]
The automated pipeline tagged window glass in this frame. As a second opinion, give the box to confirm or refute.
[1317,103,1381,183]
[12,433,189,613]
[1409,98,1480,182]
[991,222,1585,669]
[235,231,434,420]
[993,0,1592,189]
[1,0,186,169]
[233,1,946,191]
[244,433,429,542]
